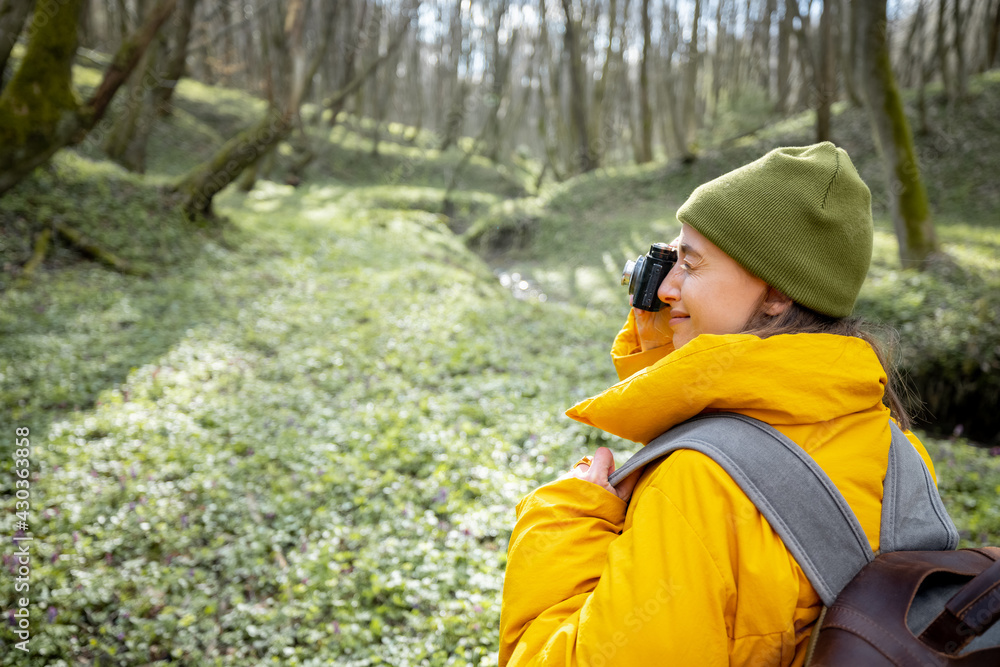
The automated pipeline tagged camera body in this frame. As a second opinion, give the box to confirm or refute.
[621,243,677,312]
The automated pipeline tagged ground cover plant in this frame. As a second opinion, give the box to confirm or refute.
[1,64,999,666]
[1,171,630,665]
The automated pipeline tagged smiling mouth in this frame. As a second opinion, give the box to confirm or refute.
[668,313,689,326]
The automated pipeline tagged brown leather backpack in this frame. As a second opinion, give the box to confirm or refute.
[808,548,1000,666]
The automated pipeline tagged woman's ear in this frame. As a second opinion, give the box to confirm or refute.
[763,287,793,316]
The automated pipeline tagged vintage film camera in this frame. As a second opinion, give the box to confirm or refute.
[621,243,677,312]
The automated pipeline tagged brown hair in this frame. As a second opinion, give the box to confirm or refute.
[740,298,914,431]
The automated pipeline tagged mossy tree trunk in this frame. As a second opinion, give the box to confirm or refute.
[0,0,177,196]
[858,0,940,269]
[0,0,84,195]
[0,0,35,87]
[175,106,294,218]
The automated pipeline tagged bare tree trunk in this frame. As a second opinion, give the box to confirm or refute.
[218,0,234,85]
[366,3,384,155]
[327,0,368,127]
[406,30,424,141]
[711,0,725,123]
[776,1,792,113]
[914,0,930,135]
[323,6,411,122]
[535,0,566,179]
[857,0,939,269]
[786,0,816,110]
[0,0,35,89]
[662,3,687,159]
[680,0,701,161]
[560,0,597,172]
[637,0,653,163]
[102,32,166,171]
[0,0,177,196]
[372,15,405,157]
[816,0,837,141]
[760,0,776,93]
[989,0,1000,67]
[612,0,632,161]
[901,0,923,87]
[842,0,864,106]
[481,0,514,162]
[439,0,466,151]
[154,0,198,112]
[952,0,968,99]
[590,0,617,163]
[936,0,952,102]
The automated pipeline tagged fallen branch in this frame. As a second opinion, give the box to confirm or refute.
[20,227,52,279]
[54,222,150,277]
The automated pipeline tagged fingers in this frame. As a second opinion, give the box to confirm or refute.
[566,448,640,503]
[613,467,643,501]
[591,447,615,477]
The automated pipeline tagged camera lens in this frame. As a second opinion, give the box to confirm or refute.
[621,259,637,288]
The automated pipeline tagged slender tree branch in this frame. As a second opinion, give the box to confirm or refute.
[82,0,178,127]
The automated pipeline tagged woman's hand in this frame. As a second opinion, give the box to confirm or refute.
[633,304,674,352]
[565,447,642,503]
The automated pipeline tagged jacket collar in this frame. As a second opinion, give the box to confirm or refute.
[566,332,888,444]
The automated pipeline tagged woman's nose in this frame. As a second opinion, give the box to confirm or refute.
[658,264,682,303]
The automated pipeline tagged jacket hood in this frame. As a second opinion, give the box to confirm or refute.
[566,332,888,444]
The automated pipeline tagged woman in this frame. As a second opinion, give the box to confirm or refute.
[498,143,940,666]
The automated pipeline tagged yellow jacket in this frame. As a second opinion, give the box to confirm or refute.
[499,312,937,666]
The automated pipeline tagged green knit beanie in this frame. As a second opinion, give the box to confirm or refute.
[676,142,873,318]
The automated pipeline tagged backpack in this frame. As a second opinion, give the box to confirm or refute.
[607,412,1000,666]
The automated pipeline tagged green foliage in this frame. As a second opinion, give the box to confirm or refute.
[0,53,998,667]
[0,151,223,289]
[923,437,1000,548]
[0,173,629,664]
[856,236,1000,443]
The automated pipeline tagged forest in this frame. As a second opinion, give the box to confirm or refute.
[1,0,999,664]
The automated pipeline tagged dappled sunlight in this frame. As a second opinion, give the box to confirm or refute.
[1,2,998,658]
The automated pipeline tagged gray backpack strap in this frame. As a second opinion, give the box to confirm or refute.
[880,424,959,552]
[608,412,956,606]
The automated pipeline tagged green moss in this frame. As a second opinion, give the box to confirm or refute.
[0,0,82,148]
[882,70,933,242]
